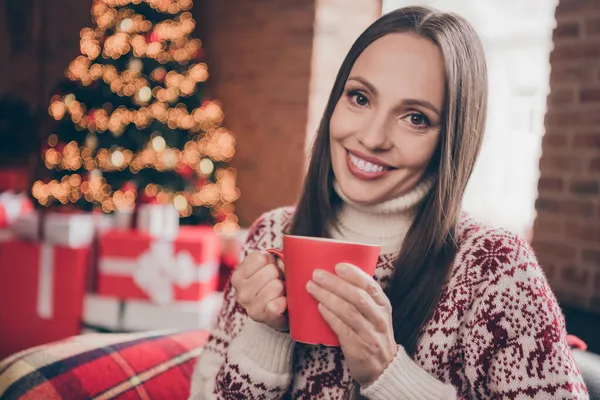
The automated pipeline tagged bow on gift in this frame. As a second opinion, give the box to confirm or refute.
[133,240,218,305]
[0,191,33,228]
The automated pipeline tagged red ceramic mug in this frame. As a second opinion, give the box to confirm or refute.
[266,235,380,347]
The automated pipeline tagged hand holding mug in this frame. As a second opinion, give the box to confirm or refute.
[306,263,396,387]
[230,251,288,332]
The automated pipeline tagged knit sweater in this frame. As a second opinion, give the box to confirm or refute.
[189,185,588,399]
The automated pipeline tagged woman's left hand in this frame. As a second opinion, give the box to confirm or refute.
[306,263,397,387]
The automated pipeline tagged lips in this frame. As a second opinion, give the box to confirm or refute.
[345,150,394,181]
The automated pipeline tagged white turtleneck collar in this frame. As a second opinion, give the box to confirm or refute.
[329,176,435,255]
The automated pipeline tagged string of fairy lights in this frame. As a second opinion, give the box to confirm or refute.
[32,0,240,233]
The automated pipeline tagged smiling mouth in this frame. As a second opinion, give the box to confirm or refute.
[347,150,394,173]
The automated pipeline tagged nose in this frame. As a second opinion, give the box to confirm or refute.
[356,113,392,151]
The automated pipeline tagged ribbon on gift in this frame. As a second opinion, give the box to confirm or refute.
[37,243,55,319]
[0,191,33,228]
[99,239,219,305]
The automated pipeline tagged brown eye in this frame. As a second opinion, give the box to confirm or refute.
[355,93,369,106]
[408,113,429,127]
[346,90,370,107]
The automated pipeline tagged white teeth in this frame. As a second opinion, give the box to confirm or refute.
[349,153,386,173]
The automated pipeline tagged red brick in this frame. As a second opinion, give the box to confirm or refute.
[569,179,599,194]
[549,62,597,84]
[532,240,577,261]
[535,198,594,217]
[545,109,600,127]
[590,157,600,172]
[584,17,600,35]
[583,249,600,267]
[554,20,581,38]
[565,222,600,242]
[542,133,569,148]
[533,218,565,236]
[538,155,584,172]
[561,265,590,286]
[538,177,564,192]
[580,88,600,103]
[573,133,600,148]
[556,0,600,17]
[548,88,576,105]
[550,41,600,62]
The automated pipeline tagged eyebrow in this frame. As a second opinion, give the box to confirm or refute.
[347,76,441,118]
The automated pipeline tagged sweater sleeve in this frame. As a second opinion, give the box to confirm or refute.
[360,345,457,400]
[462,230,589,399]
[188,209,295,400]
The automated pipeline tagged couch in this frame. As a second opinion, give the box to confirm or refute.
[1,330,599,399]
[0,330,208,399]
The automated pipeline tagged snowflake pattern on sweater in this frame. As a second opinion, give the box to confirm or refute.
[190,207,588,399]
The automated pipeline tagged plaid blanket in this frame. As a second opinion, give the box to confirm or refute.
[0,330,208,399]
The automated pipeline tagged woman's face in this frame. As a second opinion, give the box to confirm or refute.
[330,33,446,205]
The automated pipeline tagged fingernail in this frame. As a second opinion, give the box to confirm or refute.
[335,263,349,275]
[306,280,315,292]
[313,269,325,283]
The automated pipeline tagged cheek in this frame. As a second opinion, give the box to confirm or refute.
[329,102,358,142]
[393,132,439,168]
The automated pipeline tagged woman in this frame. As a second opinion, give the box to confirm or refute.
[190,6,588,399]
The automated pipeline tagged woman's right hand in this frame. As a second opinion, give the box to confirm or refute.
[231,251,289,332]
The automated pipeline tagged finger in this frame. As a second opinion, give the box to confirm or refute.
[247,263,281,291]
[335,263,390,307]
[318,303,355,344]
[266,296,287,316]
[237,251,278,279]
[255,279,285,315]
[307,280,370,335]
[236,263,280,307]
[312,269,383,326]
[265,297,289,331]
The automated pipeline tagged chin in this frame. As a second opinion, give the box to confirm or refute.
[335,174,394,205]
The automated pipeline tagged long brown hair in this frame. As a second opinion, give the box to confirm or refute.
[289,6,488,355]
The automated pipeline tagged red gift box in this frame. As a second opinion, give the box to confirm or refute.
[97,226,221,304]
[0,240,90,359]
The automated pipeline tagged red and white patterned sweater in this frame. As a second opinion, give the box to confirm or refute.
[190,207,588,399]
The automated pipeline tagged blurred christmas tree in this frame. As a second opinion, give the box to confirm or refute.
[33,0,239,233]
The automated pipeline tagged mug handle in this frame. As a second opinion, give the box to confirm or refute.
[265,248,284,261]
[265,248,285,274]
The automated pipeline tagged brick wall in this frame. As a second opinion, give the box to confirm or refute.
[532,0,600,312]
[196,0,316,227]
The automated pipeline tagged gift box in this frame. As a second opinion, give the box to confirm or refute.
[218,228,248,291]
[0,191,33,229]
[137,203,179,240]
[12,211,100,246]
[82,292,223,333]
[97,226,221,304]
[0,240,90,359]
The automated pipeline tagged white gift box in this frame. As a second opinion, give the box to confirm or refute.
[12,211,99,247]
[44,213,95,248]
[12,212,41,241]
[83,292,223,332]
[137,204,179,240]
